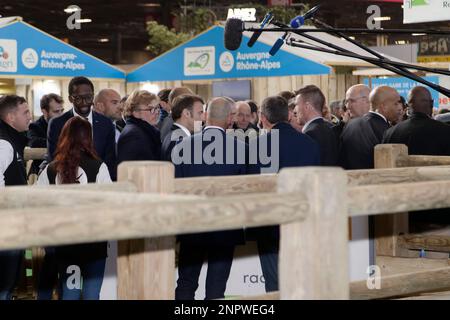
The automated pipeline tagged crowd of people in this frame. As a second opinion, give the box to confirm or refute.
[0,74,448,300]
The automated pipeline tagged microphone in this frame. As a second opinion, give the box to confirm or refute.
[269,33,288,56]
[290,5,321,28]
[247,12,273,47]
[224,18,244,51]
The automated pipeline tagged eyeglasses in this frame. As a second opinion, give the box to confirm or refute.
[136,105,160,114]
[71,94,94,104]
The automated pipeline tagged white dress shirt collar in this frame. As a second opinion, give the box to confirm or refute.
[173,122,191,137]
[204,125,225,132]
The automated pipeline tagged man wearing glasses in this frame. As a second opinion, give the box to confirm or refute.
[47,76,117,180]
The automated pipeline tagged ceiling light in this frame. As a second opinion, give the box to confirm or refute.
[64,6,80,13]
[374,16,391,21]
[99,38,109,43]
[138,3,161,7]
[75,19,92,23]
[412,33,426,36]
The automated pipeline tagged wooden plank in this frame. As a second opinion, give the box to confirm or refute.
[375,256,450,276]
[328,68,338,102]
[374,144,410,257]
[0,192,309,250]
[350,266,450,300]
[407,155,450,167]
[117,161,176,300]
[398,234,450,252]
[24,147,46,161]
[347,165,450,186]
[0,187,188,210]
[174,174,277,196]
[348,180,450,217]
[279,167,349,299]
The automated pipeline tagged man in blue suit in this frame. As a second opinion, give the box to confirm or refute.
[250,95,321,293]
[47,76,117,180]
[173,97,248,300]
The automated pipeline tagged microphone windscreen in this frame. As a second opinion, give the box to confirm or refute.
[290,16,305,28]
[269,38,284,56]
[224,18,244,51]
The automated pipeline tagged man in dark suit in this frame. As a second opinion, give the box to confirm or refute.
[27,93,64,176]
[93,88,122,143]
[339,85,403,170]
[250,95,321,292]
[383,86,450,155]
[47,76,117,180]
[158,87,194,142]
[161,94,204,161]
[295,85,339,166]
[173,97,247,300]
[339,85,403,266]
[383,86,450,228]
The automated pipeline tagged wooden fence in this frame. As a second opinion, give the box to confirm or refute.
[4,144,450,299]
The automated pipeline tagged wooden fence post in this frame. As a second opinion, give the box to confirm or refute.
[374,144,411,259]
[279,167,349,299]
[117,161,175,300]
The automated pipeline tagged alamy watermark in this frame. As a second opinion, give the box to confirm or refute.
[66,5,82,30]
[366,265,381,290]
[170,125,280,174]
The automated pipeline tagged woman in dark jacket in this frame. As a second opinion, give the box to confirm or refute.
[117,90,161,164]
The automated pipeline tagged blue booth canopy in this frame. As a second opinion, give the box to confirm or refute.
[127,25,331,83]
[0,17,125,80]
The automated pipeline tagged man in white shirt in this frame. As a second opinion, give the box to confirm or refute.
[0,95,31,300]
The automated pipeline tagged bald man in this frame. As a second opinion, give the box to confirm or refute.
[94,89,122,142]
[383,86,450,155]
[173,97,248,300]
[340,85,403,170]
[345,84,371,119]
[384,86,450,228]
[233,101,252,130]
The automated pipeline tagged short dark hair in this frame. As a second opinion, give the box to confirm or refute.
[168,87,193,105]
[246,100,259,114]
[261,96,289,124]
[68,76,94,96]
[278,90,295,102]
[171,94,204,121]
[157,88,171,103]
[295,85,325,113]
[0,95,27,120]
[40,93,63,111]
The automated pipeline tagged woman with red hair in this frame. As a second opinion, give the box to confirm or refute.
[37,117,111,299]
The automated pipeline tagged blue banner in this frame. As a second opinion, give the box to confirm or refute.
[364,76,440,108]
[127,26,330,82]
[0,21,124,79]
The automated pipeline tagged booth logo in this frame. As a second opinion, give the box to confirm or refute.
[184,46,215,76]
[0,40,17,72]
[21,48,39,69]
[219,52,234,72]
[405,0,429,8]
